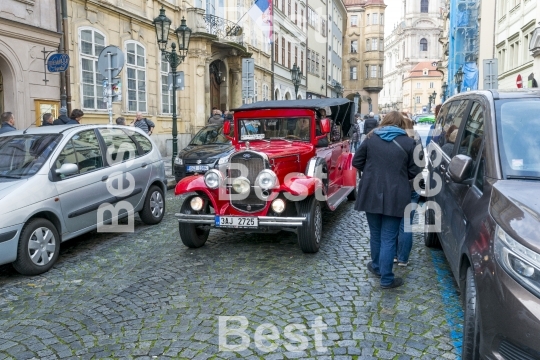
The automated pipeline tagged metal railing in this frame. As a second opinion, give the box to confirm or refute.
[203,14,244,46]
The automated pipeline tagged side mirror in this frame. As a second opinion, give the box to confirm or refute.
[55,163,79,176]
[223,121,231,135]
[448,154,473,183]
[320,118,331,134]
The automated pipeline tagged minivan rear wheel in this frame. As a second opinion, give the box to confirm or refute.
[13,218,60,275]
[462,267,481,360]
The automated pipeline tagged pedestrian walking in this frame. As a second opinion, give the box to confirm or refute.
[0,112,16,134]
[352,111,422,289]
[131,112,155,135]
[349,114,361,153]
[363,112,378,135]
[208,110,224,125]
[116,117,126,125]
[65,109,84,124]
[395,115,423,267]
[41,113,54,126]
[53,107,71,125]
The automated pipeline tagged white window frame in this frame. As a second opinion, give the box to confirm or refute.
[370,65,377,78]
[350,66,357,80]
[415,96,421,104]
[160,54,172,115]
[78,27,107,111]
[350,15,358,26]
[416,82,421,88]
[124,40,148,113]
[372,13,378,24]
[254,80,259,102]
[429,81,434,88]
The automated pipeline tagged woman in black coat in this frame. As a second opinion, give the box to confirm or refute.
[352,111,422,289]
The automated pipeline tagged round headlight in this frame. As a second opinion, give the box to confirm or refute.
[271,198,285,213]
[256,169,277,190]
[204,170,221,189]
[232,177,250,194]
[190,196,204,211]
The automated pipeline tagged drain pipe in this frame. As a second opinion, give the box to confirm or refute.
[60,0,72,112]
[55,0,67,109]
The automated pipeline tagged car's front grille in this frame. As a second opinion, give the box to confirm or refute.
[499,339,539,360]
[229,151,266,212]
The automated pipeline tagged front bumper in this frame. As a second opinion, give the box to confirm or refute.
[176,214,306,227]
[0,224,22,266]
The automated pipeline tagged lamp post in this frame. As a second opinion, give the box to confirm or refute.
[455,66,464,94]
[334,83,343,97]
[354,92,360,114]
[290,63,302,99]
[431,90,437,111]
[153,7,191,168]
[428,94,433,113]
[441,82,448,102]
[367,97,372,112]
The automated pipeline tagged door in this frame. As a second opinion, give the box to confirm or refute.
[443,100,486,266]
[429,99,470,271]
[97,128,151,214]
[327,120,344,195]
[34,100,60,127]
[54,129,111,233]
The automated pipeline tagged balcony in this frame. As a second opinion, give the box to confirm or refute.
[363,79,383,92]
[363,51,384,62]
[187,8,246,51]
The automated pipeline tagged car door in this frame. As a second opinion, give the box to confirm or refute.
[54,129,111,234]
[443,100,486,267]
[429,99,470,271]
[97,128,151,215]
[327,121,345,194]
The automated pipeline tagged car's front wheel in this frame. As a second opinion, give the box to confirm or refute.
[178,196,210,248]
[297,196,322,253]
[139,185,165,225]
[424,204,440,248]
[462,267,481,360]
[13,218,60,275]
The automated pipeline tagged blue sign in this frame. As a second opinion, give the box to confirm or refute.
[47,53,70,72]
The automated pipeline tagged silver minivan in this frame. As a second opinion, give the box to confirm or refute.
[0,125,166,275]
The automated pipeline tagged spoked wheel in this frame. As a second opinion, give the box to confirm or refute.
[13,218,60,275]
[297,196,322,253]
[178,196,210,248]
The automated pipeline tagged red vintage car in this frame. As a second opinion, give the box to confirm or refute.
[175,98,358,253]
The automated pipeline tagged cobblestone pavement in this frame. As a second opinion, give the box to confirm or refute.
[0,191,463,359]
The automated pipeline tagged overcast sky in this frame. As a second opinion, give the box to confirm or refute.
[384,0,402,38]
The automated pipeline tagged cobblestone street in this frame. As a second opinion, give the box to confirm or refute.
[0,190,463,359]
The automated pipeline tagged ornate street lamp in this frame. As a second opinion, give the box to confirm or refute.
[441,82,448,102]
[153,8,191,168]
[428,94,433,113]
[290,63,302,99]
[334,83,343,97]
[455,66,464,94]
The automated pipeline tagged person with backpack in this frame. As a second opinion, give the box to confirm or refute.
[131,112,155,135]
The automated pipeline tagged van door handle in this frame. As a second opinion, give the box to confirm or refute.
[101,175,108,182]
[440,164,446,172]
[141,162,148,168]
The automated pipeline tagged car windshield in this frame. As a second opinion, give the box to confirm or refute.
[0,134,62,178]
[190,126,232,146]
[238,117,311,141]
[496,99,540,179]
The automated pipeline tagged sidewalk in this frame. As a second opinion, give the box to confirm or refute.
[162,156,177,190]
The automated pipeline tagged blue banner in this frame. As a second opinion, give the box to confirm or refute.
[47,53,70,72]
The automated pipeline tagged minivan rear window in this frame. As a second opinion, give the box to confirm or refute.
[496,99,540,179]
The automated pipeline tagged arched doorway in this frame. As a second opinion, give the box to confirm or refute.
[210,60,225,112]
[274,88,280,100]
[285,92,291,100]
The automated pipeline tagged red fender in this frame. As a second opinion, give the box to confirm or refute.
[279,172,323,197]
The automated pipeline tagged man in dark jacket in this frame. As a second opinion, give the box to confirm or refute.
[352,111,422,289]
[363,112,378,135]
[53,107,71,125]
[0,112,16,134]
[41,113,54,126]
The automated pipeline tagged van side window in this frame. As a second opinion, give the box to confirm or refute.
[475,157,484,192]
[435,100,468,156]
[457,101,484,163]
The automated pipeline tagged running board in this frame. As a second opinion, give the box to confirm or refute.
[326,186,354,211]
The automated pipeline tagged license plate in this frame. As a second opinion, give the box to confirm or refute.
[187,165,209,172]
[215,216,258,228]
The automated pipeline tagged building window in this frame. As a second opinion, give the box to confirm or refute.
[321,19,327,35]
[372,13,378,24]
[79,28,106,110]
[416,96,421,103]
[288,0,291,17]
[416,82,421,88]
[351,15,357,26]
[365,65,369,79]
[294,3,297,24]
[350,66,357,80]
[379,38,384,51]
[421,0,428,13]
[420,38,428,52]
[366,14,370,25]
[275,35,279,62]
[263,84,269,101]
[315,53,319,75]
[160,54,172,114]
[288,41,291,68]
[366,38,370,50]
[307,50,311,73]
[301,50,304,73]
[295,46,298,68]
[370,65,377,78]
[281,37,285,65]
[371,38,378,51]
[429,81,434,88]
[282,0,285,14]
[380,14,384,25]
[125,41,147,112]
[379,65,382,78]
[308,7,318,28]
[301,9,304,30]
[254,81,258,102]
[351,40,358,53]
[311,51,316,74]
[321,56,325,80]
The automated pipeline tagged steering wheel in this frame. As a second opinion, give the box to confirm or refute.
[285,135,301,140]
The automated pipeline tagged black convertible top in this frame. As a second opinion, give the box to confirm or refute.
[232,98,351,111]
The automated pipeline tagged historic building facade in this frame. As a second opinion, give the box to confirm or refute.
[306,0,328,99]
[327,0,346,98]
[380,0,443,113]
[0,0,62,128]
[342,0,385,114]
[401,61,442,114]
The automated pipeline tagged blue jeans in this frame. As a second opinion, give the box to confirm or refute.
[365,212,402,286]
[397,191,421,263]
[351,141,359,153]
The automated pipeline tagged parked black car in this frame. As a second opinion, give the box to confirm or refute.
[174,124,233,182]
[423,89,540,360]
